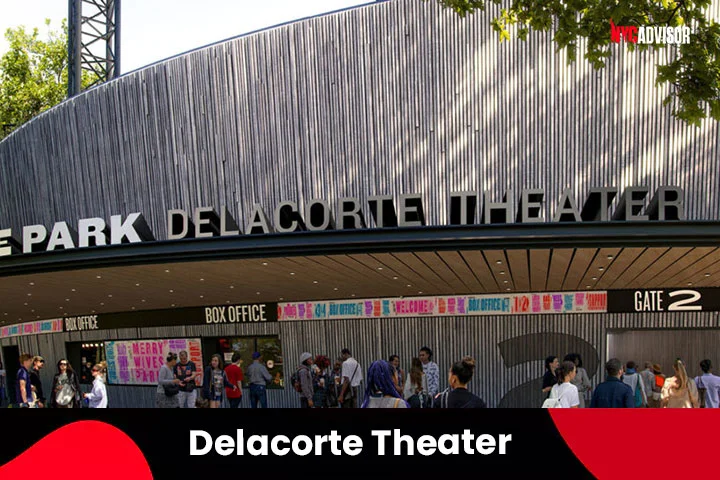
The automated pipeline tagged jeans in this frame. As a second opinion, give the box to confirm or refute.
[177,390,197,408]
[249,384,267,408]
[229,397,243,408]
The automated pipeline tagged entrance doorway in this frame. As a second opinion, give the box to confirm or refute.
[2,345,20,406]
[607,329,720,379]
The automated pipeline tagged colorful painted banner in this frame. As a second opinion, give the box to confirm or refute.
[0,319,63,338]
[277,292,608,321]
[105,338,203,385]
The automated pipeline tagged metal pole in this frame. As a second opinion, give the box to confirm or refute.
[114,0,121,77]
[68,0,82,97]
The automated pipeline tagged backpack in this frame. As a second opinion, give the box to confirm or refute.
[633,379,643,408]
[291,368,304,393]
[542,385,564,408]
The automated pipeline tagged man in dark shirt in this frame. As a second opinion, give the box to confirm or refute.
[16,353,33,407]
[591,358,634,408]
[29,356,46,408]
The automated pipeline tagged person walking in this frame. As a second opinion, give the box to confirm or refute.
[694,359,720,408]
[639,362,657,407]
[312,355,331,408]
[361,360,408,408]
[542,356,559,396]
[297,352,314,408]
[661,359,699,408]
[29,356,46,408]
[50,359,81,408]
[388,355,405,395]
[651,364,666,407]
[16,353,33,407]
[622,361,647,407]
[174,350,199,408]
[84,362,108,408]
[224,353,244,408]
[590,358,633,408]
[564,353,591,407]
[338,348,363,408]
[544,360,580,409]
[246,352,272,408]
[157,352,182,408]
[433,356,487,408]
[203,354,237,408]
[418,347,439,397]
[404,357,430,408]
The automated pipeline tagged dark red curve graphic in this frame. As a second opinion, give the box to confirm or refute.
[550,410,717,479]
[0,420,152,480]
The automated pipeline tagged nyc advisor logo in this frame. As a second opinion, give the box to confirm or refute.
[610,19,692,45]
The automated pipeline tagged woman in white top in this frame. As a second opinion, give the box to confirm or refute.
[83,361,108,408]
[404,357,430,408]
[361,360,409,408]
[549,361,580,408]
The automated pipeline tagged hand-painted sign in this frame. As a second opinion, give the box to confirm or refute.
[105,338,203,385]
[277,291,608,321]
[0,319,63,338]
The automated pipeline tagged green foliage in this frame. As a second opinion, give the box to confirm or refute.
[0,19,97,141]
[433,0,720,126]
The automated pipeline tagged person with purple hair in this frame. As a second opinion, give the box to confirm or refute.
[361,360,409,408]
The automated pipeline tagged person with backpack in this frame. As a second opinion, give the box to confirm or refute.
[295,352,315,408]
[621,361,647,408]
[404,357,431,408]
[542,360,579,408]
[338,348,363,408]
[434,356,487,408]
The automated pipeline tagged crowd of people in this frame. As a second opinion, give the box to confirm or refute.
[7,348,720,409]
[542,354,720,408]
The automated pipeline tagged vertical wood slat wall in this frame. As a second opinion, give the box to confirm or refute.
[0,0,719,234]
[3,312,720,408]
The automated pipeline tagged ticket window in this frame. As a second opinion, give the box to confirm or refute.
[66,342,106,384]
[203,336,284,389]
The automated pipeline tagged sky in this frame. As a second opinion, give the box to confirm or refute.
[0,0,371,73]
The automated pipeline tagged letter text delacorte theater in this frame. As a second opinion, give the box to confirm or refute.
[0,186,686,257]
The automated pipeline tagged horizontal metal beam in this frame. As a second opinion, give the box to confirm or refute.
[1,221,720,277]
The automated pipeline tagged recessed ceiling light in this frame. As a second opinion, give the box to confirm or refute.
[499,271,505,275]
[91,310,95,313]
[496,260,502,264]
[607,255,614,260]
[506,288,511,291]
[407,284,412,287]
[290,273,295,276]
[199,295,204,299]
[351,294,356,297]
[279,297,284,301]
[200,278,205,282]
[171,304,176,307]
[131,307,136,310]
[169,290,174,293]
[36,316,40,319]
[503,280,508,284]
[71,288,76,292]
[59,306,63,310]
[108,294,112,298]
[688,282,693,286]
[586,285,591,288]
[377,267,383,271]
[393,276,398,280]
[135,283,140,287]
[313,281,318,284]
[27,293,31,296]
[31,310,34,313]
[141,299,146,303]
[23,302,27,306]
[706,273,711,277]
[65,298,70,302]
[418,291,423,294]
[262,262,268,266]
[165,269,170,273]
[100,302,104,306]
[598,267,604,271]
[592,277,597,280]
[334,288,338,291]
[96,275,102,279]
[226,300,231,303]
[256,292,260,295]
[230,286,234,289]
[29,282,34,286]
